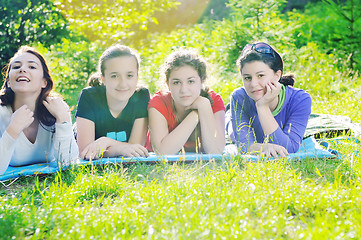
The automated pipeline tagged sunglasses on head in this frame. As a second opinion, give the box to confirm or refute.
[241,42,275,58]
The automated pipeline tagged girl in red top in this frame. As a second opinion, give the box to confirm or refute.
[148,49,226,155]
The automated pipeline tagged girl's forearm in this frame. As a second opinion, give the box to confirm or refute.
[103,139,130,157]
[256,104,279,135]
[128,118,148,146]
[53,122,79,165]
[198,107,225,154]
[153,111,199,155]
[0,131,16,175]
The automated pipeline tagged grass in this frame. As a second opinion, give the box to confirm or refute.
[1,143,361,239]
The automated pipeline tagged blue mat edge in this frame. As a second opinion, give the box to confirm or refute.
[0,137,337,182]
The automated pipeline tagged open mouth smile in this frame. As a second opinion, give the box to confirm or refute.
[16,77,30,82]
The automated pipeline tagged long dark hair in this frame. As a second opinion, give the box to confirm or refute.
[0,46,56,126]
[162,49,213,104]
[236,43,295,86]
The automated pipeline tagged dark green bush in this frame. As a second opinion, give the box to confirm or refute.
[0,0,70,79]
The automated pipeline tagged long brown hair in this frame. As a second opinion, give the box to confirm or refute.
[162,49,213,104]
[0,46,56,126]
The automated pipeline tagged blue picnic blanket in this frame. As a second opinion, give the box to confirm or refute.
[0,137,336,182]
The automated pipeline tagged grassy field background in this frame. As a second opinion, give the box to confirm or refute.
[1,147,361,239]
[1,0,361,239]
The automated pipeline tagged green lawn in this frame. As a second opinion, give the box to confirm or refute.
[1,141,360,239]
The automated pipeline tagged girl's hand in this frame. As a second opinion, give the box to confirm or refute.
[256,81,282,108]
[80,137,111,160]
[80,137,149,159]
[43,97,71,123]
[7,105,34,139]
[185,96,210,111]
[108,143,149,158]
[251,143,288,158]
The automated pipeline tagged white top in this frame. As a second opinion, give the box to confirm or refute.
[0,105,79,174]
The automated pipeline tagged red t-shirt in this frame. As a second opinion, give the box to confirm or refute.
[146,90,226,152]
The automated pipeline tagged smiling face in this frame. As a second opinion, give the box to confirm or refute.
[167,65,202,108]
[102,55,138,103]
[241,61,281,101]
[7,52,47,95]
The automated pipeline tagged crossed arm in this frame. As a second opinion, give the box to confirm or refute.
[149,96,225,155]
[76,117,149,159]
[0,97,78,174]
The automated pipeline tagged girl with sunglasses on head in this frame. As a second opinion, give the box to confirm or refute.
[0,46,78,175]
[227,42,311,157]
[76,44,150,159]
[147,49,226,155]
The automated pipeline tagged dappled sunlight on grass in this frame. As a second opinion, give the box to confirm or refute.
[2,149,361,238]
[312,95,361,123]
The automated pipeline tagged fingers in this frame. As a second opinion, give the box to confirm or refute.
[82,149,105,160]
[185,96,209,111]
[42,96,54,108]
[267,147,279,158]
[43,97,69,112]
[266,82,278,95]
[257,81,282,108]
[81,142,149,159]
[17,105,33,116]
[263,144,289,159]
[279,147,289,158]
[265,82,272,92]
[13,105,34,126]
[273,81,283,88]
[44,96,60,103]
[85,151,98,160]
[124,145,149,158]
[42,99,51,113]
[273,145,288,158]
[43,97,71,123]
[43,96,57,106]
[42,97,56,115]
[80,146,94,160]
[7,105,35,138]
[263,84,273,101]
[136,145,149,157]
[18,104,30,111]
[80,143,106,160]
[79,148,86,159]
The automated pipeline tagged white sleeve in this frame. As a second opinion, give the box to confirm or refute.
[0,131,16,175]
[53,122,79,166]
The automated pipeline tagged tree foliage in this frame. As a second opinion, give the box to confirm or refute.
[0,0,70,74]
[288,0,361,73]
[54,0,180,45]
[227,0,287,37]
[36,40,105,108]
[323,0,361,70]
